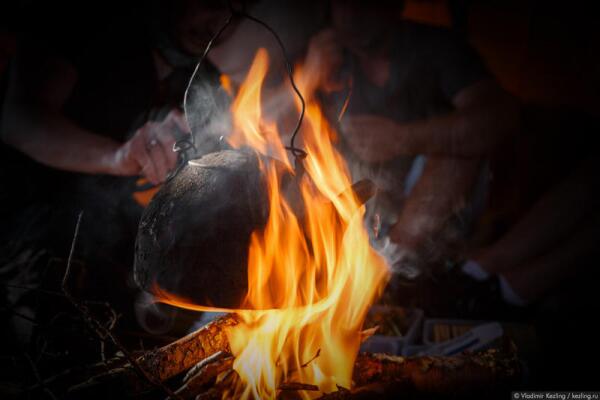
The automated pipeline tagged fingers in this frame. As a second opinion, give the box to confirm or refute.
[158,109,189,170]
[123,108,191,184]
[156,133,178,170]
[135,141,160,184]
[148,140,171,183]
[128,130,164,185]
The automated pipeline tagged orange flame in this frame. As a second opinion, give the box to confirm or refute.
[220,74,234,97]
[158,48,390,399]
[226,48,389,398]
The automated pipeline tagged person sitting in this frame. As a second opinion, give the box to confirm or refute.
[302,0,519,278]
[0,0,240,343]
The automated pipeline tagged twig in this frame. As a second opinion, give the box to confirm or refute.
[301,348,321,368]
[3,282,124,315]
[314,385,352,400]
[26,356,125,392]
[2,308,39,324]
[61,211,82,291]
[170,356,234,400]
[24,353,58,400]
[193,368,239,400]
[2,283,67,298]
[100,306,118,361]
[61,211,183,400]
[278,382,319,391]
[184,351,228,383]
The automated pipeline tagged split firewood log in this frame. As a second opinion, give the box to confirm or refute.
[353,348,520,391]
[68,314,238,396]
[69,312,520,399]
[137,314,239,382]
[315,347,521,399]
[175,344,519,400]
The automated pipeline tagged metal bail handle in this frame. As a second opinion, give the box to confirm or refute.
[172,3,308,185]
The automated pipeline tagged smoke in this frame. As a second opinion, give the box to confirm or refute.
[135,291,177,335]
[184,65,233,157]
[174,0,491,290]
[184,0,328,160]
[207,1,327,86]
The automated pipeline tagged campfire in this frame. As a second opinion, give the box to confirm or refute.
[57,44,521,400]
[155,47,390,398]
[125,49,519,399]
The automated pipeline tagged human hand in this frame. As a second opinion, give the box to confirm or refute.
[112,109,190,184]
[305,29,345,93]
[342,114,411,162]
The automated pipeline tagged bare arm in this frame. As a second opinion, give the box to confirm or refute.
[1,53,126,174]
[402,80,519,157]
[380,83,504,255]
[344,80,519,160]
[390,156,482,255]
[473,157,599,275]
[1,50,185,184]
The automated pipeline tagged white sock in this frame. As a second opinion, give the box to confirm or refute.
[461,260,490,281]
[498,275,528,307]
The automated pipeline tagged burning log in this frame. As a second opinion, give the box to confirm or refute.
[342,349,520,399]
[68,314,238,396]
[136,313,239,382]
[358,349,519,386]
[168,347,519,400]
[125,46,518,400]
[69,314,519,399]
[278,382,320,392]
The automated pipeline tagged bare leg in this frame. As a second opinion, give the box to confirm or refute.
[502,217,600,302]
[473,157,598,275]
